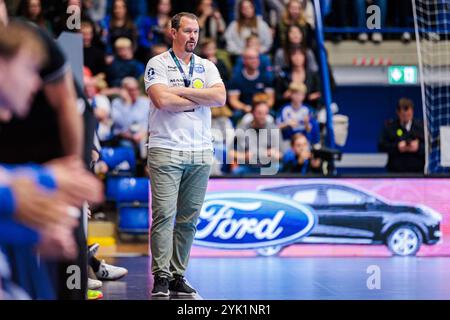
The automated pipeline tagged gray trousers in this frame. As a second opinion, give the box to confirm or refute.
[147,147,212,278]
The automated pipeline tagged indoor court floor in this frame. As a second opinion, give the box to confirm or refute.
[100,256,450,300]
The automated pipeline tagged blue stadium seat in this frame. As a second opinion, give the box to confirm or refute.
[116,177,149,203]
[118,205,149,234]
[100,147,137,174]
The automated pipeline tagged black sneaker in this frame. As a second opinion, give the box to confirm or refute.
[169,275,197,296]
[152,276,169,297]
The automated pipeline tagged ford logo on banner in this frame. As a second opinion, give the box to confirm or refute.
[194,192,316,250]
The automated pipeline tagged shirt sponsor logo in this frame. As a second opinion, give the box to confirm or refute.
[147,67,156,80]
[194,64,205,74]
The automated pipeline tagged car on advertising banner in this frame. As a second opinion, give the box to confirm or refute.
[259,182,442,256]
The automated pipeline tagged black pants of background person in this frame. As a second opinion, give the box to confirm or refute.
[49,84,96,300]
[47,216,88,300]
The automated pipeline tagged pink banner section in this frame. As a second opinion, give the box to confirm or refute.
[190,178,450,257]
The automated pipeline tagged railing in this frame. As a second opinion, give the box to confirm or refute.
[313,0,335,152]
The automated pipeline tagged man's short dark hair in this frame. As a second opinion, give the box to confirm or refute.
[397,98,414,110]
[171,12,198,31]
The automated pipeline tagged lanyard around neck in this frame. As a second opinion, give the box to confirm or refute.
[169,48,195,88]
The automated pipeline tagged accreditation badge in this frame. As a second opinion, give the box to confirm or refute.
[192,78,205,89]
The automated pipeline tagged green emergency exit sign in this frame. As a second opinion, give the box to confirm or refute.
[388,66,418,85]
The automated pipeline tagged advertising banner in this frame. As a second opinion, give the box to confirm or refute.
[190,178,450,257]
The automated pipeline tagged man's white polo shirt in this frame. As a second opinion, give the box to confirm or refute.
[144,51,223,151]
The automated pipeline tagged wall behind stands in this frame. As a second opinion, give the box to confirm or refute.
[334,85,423,153]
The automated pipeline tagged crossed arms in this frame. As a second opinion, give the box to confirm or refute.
[147,83,227,112]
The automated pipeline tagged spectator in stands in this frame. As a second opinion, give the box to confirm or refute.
[233,34,274,82]
[106,37,144,88]
[277,0,313,49]
[82,0,107,24]
[136,0,172,51]
[378,98,425,173]
[224,0,273,56]
[196,0,226,48]
[150,42,169,58]
[275,47,321,109]
[356,0,387,43]
[200,37,230,83]
[52,0,93,37]
[228,48,274,125]
[135,0,172,63]
[282,133,322,174]
[231,0,298,29]
[84,75,112,143]
[274,24,318,73]
[81,20,107,76]
[231,100,281,175]
[240,92,275,127]
[111,77,149,159]
[391,0,413,42]
[327,0,351,42]
[277,82,321,147]
[17,0,53,34]
[101,0,138,56]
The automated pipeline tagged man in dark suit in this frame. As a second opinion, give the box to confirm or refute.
[378,98,425,173]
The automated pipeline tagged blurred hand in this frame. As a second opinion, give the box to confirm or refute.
[408,139,420,153]
[203,6,214,16]
[45,156,104,206]
[398,140,408,153]
[308,92,321,101]
[37,225,78,260]
[288,119,299,128]
[120,89,132,105]
[11,177,78,231]
[213,10,222,20]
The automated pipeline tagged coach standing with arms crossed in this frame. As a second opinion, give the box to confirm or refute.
[144,12,226,297]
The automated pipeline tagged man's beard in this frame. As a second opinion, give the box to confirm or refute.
[185,42,196,52]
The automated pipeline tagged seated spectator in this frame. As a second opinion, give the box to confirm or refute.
[200,38,230,83]
[230,100,281,175]
[17,0,53,34]
[150,42,169,58]
[275,47,321,109]
[84,75,112,143]
[135,0,172,63]
[101,0,138,56]
[224,0,273,56]
[111,77,149,159]
[277,0,313,49]
[228,48,274,125]
[355,0,387,43]
[211,105,234,176]
[239,92,275,127]
[106,37,144,88]
[82,0,107,24]
[391,0,413,42]
[327,0,351,42]
[277,83,321,147]
[233,34,274,82]
[282,133,322,174]
[378,98,425,173]
[52,0,93,37]
[274,24,318,73]
[196,0,226,48]
[81,20,107,76]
